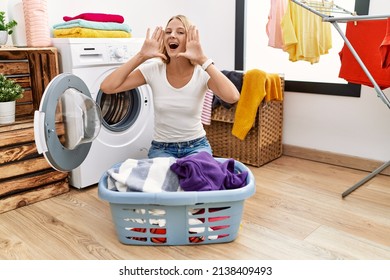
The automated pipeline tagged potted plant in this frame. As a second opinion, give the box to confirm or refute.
[0,11,18,45]
[0,73,24,124]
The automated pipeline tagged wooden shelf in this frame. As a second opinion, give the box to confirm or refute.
[0,48,69,214]
[0,47,59,118]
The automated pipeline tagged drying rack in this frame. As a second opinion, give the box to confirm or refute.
[291,0,390,198]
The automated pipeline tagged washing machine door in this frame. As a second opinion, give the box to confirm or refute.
[34,73,102,172]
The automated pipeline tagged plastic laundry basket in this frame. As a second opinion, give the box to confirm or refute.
[98,158,255,245]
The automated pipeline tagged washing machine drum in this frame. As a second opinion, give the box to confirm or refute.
[97,87,141,132]
[34,73,102,172]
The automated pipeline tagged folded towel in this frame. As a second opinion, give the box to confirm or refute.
[53,27,131,38]
[53,19,132,33]
[232,69,282,140]
[63,13,124,23]
[106,157,181,193]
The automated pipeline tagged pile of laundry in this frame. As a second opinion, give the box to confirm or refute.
[52,12,132,38]
[105,152,247,243]
[106,151,248,193]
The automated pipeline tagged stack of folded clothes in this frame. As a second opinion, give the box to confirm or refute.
[52,12,132,38]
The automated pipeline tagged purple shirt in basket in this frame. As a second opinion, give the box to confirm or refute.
[170,151,248,191]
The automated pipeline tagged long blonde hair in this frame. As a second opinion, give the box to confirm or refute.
[161,15,192,64]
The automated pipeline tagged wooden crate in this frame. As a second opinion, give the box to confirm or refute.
[0,48,67,214]
[0,47,59,118]
[0,118,69,214]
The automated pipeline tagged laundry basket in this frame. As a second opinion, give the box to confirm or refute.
[98,158,255,245]
[204,76,284,167]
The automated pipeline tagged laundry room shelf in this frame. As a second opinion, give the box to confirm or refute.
[0,47,59,119]
[0,118,69,214]
[0,48,66,213]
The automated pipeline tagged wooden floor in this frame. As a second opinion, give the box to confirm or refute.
[0,156,389,260]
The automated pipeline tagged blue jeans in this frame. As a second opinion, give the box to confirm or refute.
[148,136,213,158]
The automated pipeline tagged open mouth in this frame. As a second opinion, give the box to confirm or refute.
[169,43,179,50]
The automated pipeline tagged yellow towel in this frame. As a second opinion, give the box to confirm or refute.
[265,73,283,102]
[232,69,282,140]
[53,27,131,38]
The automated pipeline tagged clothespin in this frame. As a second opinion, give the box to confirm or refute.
[353,11,357,25]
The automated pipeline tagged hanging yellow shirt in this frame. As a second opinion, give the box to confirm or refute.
[281,0,332,64]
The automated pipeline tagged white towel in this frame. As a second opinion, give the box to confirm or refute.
[106,157,181,192]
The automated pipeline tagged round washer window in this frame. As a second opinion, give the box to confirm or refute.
[96,88,141,132]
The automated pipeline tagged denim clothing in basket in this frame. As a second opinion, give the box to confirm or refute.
[170,151,248,191]
[147,136,212,159]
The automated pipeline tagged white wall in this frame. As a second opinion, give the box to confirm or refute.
[3,0,389,162]
[245,0,390,162]
[1,0,236,70]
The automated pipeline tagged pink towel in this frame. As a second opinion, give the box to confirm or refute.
[380,18,390,69]
[201,89,213,125]
[63,13,124,23]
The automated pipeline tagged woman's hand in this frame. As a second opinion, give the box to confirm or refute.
[140,27,167,61]
[177,25,207,65]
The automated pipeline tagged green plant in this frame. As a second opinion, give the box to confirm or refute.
[0,74,24,102]
[0,11,17,35]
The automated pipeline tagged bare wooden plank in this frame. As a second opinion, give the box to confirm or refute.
[0,180,69,214]
[0,118,33,133]
[0,142,37,164]
[16,88,33,103]
[0,50,28,60]
[0,122,64,148]
[15,103,34,117]
[0,126,35,148]
[0,170,68,197]
[0,61,29,75]
[28,49,59,110]
[8,75,31,88]
[0,157,52,180]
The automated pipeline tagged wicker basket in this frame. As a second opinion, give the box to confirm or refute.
[204,77,284,167]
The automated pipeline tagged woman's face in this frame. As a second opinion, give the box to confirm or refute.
[164,18,187,57]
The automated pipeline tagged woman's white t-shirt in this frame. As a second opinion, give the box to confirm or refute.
[139,61,210,142]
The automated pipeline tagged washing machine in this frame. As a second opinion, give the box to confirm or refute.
[34,38,154,188]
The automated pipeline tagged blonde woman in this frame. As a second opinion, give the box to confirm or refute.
[100,15,239,158]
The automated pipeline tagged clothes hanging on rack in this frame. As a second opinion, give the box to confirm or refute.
[290,0,390,198]
[380,18,390,69]
[339,20,390,89]
[266,0,288,49]
[281,0,332,63]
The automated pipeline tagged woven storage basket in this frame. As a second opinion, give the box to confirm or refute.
[98,158,255,246]
[204,77,284,167]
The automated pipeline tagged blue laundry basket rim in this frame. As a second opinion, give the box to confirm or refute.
[98,158,255,206]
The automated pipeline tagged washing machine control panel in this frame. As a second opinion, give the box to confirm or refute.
[108,45,131,62]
